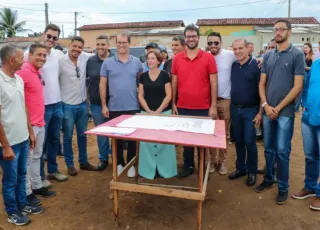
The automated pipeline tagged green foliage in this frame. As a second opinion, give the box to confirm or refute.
[0,8,27,37]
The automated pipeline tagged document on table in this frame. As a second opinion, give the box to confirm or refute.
[116,115,215,135]
[91,126,136,136]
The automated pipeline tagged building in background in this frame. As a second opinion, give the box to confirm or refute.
[77,20,185,48]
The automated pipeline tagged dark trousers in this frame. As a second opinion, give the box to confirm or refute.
[109,110,140,166]
[230,104,259,174]
[177,108,209,169]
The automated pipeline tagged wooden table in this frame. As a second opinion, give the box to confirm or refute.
[86,114,226,230]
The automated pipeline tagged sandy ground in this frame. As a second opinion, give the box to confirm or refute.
[0,113,320,230]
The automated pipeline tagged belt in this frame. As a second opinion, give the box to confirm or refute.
[232,104,259,108]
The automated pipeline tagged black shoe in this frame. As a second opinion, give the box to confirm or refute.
[97,161,108,171]
[8,212,30,226]
[228,170,247,180]
[21,205,44,215]
[255,180,274,193]
[276,191,288,205]
[33,187,56,198]
[27,193,42,206]
[257,165,266,174]
[177,167,194,179]
[246,173,257,186]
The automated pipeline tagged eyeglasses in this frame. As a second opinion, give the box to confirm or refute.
[76,67,80,78]
[207,41,220,46]
[116,41,128,46]
[185,35,198,40]
[46,34,59,41]
[38,74,45,86]
[273,28,288,33]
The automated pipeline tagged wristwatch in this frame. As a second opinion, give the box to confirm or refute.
[261,102,268,108]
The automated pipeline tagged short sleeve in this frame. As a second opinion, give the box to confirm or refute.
[162,71,170,84]
[261,52,269,74]
[100,60,109,78]
[171,58,177,75]
[138,61,143,73]
[139,73,146,85]
[294,51,306,76]
[208,55,218,74]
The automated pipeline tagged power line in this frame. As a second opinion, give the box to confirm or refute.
[0,0,275,15]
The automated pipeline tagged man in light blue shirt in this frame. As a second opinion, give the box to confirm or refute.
[291,59,320,211]
[142,42,164,72]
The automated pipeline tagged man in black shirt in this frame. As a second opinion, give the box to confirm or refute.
[228,39,261,186]
[86,35,114,171]
[164,36,186,76]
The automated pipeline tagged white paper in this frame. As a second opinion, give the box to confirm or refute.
[116,115,215,135]
[91,126,136,136]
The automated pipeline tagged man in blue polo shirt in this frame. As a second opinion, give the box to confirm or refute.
[228,39,261,186]
[100,31,142,178]
[255,19,305,205]
[291,59,320,211]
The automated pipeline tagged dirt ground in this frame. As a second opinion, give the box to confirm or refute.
[1,113,320,230]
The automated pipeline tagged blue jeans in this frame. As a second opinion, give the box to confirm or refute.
[90,104,111,161]
[301,117,320,197]
[42,102,63,174]
[230,105,259,173]
[177,108,209,169]
[263,115,294,192]
[0,140,29,215]
[62,101,88,168]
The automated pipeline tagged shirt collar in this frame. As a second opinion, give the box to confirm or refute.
[25,61,40,74]
[236,56,253,66]
[183,48,204,60]
[95,51,114,61]
[114,53,133,62]
[0,69,15,81]
[275,43,293,53]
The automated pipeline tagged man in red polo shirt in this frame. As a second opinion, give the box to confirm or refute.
[172,24,218,178]
[17,43,56,208]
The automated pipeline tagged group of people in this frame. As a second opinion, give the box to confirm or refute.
[1,19,320,226]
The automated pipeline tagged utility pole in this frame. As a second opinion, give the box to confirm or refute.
[45,3,49,26]
[288,0,291,19]
[74,12,78,36]
[62,24,64,38]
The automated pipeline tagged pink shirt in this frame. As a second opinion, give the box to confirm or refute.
[17,62,45,127]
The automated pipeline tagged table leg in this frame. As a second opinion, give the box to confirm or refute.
[135,141,140,184]
[197,147,204,230]
[112,138,119,226]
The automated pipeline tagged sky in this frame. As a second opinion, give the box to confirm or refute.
[1,0,319,37]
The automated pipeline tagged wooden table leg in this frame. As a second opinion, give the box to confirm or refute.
[197,147,204,230]
[112,138,119,226]
[135,141,140,184]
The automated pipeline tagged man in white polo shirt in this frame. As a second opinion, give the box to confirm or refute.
[207,32,237,175]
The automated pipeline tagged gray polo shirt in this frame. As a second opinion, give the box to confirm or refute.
[100,54,142,111]
[261,44,305,117]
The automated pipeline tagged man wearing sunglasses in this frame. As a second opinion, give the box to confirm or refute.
[17,43,56,207]
[59,36,96,176]
[206,32,237,176]
[24,24,68,190]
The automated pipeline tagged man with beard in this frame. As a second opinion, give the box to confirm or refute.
[86,35,114,171]
[164,35,186,76]
[206,32,237,175]
[172,24,218,178]
[24,24,68,190]
[255,19,304,205]
[59,36,97,176]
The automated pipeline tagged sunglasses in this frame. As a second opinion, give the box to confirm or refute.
[46,34,59,41]
[207,41,220,46]
[38,74,45,86]
[76,67,80,78]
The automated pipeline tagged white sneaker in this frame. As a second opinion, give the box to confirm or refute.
[127,166,135,178]
[209,164,215,174]
[117,165,124,176]
[42,179,52,189]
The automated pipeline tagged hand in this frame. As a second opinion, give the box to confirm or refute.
[29,132,36,149]
[102,106,109,118]
[209,106,218,120]
[253,113,262,128]
[146,109,155,114]
[172,104,179,115]
[154,109,162,114]
[256,57,263,68]
[3,146,15,161]
[273,106,281,116]
[264,105,278,120]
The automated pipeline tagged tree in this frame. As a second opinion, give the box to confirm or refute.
[0,8,27,37]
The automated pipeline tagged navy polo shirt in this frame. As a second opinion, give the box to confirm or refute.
[231,57,261,106]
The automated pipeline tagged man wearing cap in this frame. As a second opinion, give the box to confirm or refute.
[142,42,164,72]
[164,35,186,76]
